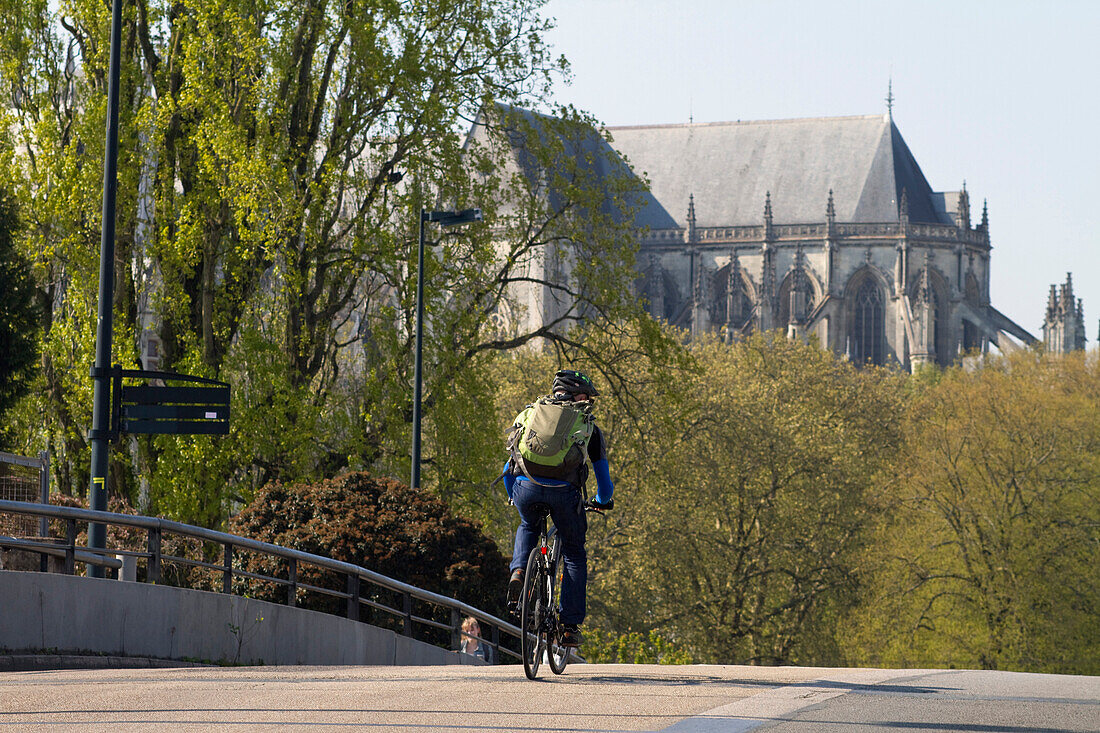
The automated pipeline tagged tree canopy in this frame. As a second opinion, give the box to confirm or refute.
[0,0,661,523]
[583,332,906,665]
[0,185,39,447]
[841,350,1100,673]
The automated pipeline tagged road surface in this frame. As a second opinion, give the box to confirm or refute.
[2,662,1097,731]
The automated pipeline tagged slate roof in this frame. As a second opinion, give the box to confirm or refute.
[606,114,954,228]
[473,105,672,226]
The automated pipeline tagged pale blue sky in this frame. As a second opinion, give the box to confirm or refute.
[541,0,1099,339]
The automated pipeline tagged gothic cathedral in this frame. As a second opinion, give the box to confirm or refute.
[472,105,1089,368]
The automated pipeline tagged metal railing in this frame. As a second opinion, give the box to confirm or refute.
[0,452,50,572]
[0,499,522,663]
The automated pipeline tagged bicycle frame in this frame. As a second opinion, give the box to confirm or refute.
[516,499,603,679]
[520,514,569,679]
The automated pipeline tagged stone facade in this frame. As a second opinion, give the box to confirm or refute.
[638,187,1010,368]
[610,113,1038,370]
[475,107,1090,366]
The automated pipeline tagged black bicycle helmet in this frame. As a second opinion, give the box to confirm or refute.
[552,369,599,397]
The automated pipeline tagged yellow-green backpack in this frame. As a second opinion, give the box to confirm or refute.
[507,397,594,483]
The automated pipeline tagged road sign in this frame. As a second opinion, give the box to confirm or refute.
[101,367,231,438]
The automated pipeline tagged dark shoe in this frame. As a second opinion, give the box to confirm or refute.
[506,569,524,614]
[560,624,583,647]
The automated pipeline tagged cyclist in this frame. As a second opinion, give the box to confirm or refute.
[503,369,615,648]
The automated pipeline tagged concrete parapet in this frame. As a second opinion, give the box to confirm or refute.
[0,570,486,667]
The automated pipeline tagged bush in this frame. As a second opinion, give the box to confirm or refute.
[225,471,509,631]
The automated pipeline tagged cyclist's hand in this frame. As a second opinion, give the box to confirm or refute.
[585,498,614,512]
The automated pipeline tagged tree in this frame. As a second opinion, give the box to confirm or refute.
[0,0,665,524]
[842,350,1100,674]
[226,471,509,627]
[587,332,905,665]
[582,630,693,664]
[0,185,39,447]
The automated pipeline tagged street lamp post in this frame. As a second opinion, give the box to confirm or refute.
[87,0,125,578]
[411,208,482,490]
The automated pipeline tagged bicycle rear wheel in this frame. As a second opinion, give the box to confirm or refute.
[546,537,569,674]
[520,544,545,680]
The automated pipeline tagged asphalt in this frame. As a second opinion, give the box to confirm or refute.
[1,663,1097,732]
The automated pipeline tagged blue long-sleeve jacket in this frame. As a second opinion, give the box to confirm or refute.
[503,425,614,504]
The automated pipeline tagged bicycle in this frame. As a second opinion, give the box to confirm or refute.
[517,500,604,680]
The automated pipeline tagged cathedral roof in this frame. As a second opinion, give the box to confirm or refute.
[606,114,954,228]
[467,104,670,226]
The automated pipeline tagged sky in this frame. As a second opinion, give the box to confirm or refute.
[540,0,1099,340]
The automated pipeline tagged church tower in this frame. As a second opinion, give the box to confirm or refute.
[1043,273,1087,353]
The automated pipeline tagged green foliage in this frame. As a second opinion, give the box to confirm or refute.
[581,330,906,666]
[0,185,40,446]
[583,630,693,665]
[0,0,665,527]
[841,350,1100,674]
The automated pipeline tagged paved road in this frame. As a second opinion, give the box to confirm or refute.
[1,663,1097,732]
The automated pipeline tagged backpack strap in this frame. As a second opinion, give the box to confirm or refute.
[513,451,560,488]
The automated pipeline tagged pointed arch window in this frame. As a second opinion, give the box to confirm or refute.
[852,279,885,366]
[709,266,754,333]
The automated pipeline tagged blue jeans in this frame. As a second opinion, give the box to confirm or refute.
[510,478,588,626]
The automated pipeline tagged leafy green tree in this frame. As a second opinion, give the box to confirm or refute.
[0,185,40,448]
[0,0,141,493]
[587,332,905,665]
[583,630,693,664]
[842,350,1100,674]
[0,0,664,525]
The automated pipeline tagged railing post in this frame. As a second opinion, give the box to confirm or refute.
[450,607,460,651]
[64,519,76,575]
[39,451,49,572]
[403,592,413,637]
[222,543,233,593]
[146,527,161,584]
[346,574,360,621]
[287,557,297,607]
[491,623,500,665]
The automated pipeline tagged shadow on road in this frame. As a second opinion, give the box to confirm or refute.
[587,673,952,696]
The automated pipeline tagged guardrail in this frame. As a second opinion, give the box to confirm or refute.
[0,452,50,566]
[0,499,521,663]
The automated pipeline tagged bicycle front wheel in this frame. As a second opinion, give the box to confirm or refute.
[547,537,569,675]
[520,544,545,680]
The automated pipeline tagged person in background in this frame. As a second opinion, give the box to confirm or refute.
[459,616,493,663]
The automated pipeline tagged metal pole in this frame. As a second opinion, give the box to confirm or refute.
[39,450,49,572]
[411,211,427,489]
[87,0,124,578]
[38,450,48,536]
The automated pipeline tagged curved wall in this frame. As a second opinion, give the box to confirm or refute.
[0,571,484,667]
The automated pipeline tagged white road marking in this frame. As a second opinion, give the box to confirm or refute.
[659,668,928,732]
